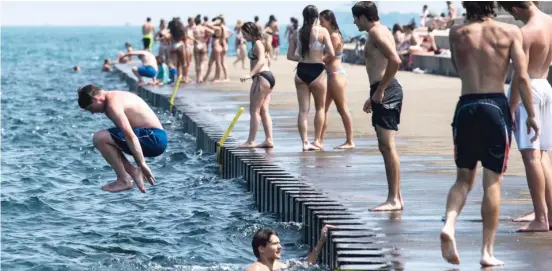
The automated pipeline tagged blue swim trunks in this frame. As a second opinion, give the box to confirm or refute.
[107,127,168,157]
[137,65,157,78]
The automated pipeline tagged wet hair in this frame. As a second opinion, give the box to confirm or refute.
[497,1,531,13]
[320,10,343,41]
[242,22,269,53]
[266,15,277,28]
[73,66,80,71]
[299,5,319,57]
[352,1,379,22]
[147,17,151,22]
[252,229,278,258]
[254,16,259,22]
[168,18,185,40]
[392,23,403,33]
[194,15,202,25]
[462,1,496,21]
[78,84,101,109]
[103,59,109,64]
[125,42,131,48]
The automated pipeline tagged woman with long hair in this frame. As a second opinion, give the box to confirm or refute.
[182,17,195,83]
[233,20,247,70]
[266,15,280,60]
[167,18,188,84]
[218,16,230,82]
[191,15,213,84]
[238,22,276,148]
[287,5,335,151]
[202,17,226,83]
[319,9,355,149]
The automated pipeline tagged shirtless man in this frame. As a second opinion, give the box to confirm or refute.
[352,1,404,212]
[446,1,457,28]
[245,225,333,271]
[123,50,158,86]
[142,17,155,52]
[439,2,539,267]
[497,1,552,232]
[77,85,168,193]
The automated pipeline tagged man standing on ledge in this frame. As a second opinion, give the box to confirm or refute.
[78,84,168,193]
[352,1,404,211]
[142,17,155,52]
[440,2,539,267]
[497,1,552,233]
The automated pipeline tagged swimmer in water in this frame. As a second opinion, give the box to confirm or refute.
[73,66,80,72]
[77,84,168,193]
[440,1,539,267]
[102,59,112,72]
[238,22,276,149]
[245,225,334,271]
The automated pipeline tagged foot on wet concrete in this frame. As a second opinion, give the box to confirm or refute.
[302,142,320,152]
[480,254,504,267]
[513,212,535,222]
[238,142,256,148]
[335,141,355,149]
[517,219,550,232]
[312,141,324,150]
[256,141,274,148]
[369,199,403,212]
[129,167,146,193]
[102,179,133,192]
[440,227,460,265]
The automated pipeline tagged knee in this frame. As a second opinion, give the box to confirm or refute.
[521,150,540,165]
[336,105,346,115]
[92,130,110,147]
[378,141,393,154]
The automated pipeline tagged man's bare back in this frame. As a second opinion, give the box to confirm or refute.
[522,12,552,78]
[364,24,396,84]
[449,20,519,95]
[143,23,154,35]
[105,91,162,129]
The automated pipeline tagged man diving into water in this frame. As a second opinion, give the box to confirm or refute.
[78,84,168,193]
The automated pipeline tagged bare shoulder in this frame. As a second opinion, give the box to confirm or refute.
[245,262,266,271]
[368,24,390,38]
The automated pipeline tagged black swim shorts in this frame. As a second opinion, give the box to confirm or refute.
[370,78,403,131]
[452,93,513,173]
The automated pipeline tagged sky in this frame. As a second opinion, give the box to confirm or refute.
[1,0,459,26]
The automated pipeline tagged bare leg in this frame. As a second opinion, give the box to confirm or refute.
[295,76,318,151]
[542,151,552,227]
[320,77,333,146]
[239,77,265,148]
[441,168,477,265]
[310,73,327,150]
[131,67,144,84]
[221,50,229,81]
[480,169,504,267]
[517,150,549,232]
[212,49,223,82]
[93,130,133,192]
[331,73,355,149]
[257,80,274,148]
[370,125,402,211]
[120,154,145,193]
[184,47,193,83]
[203,53,215,82]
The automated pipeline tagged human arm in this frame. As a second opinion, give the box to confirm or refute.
[287,30,300,62]
[449,26,459,73]
[323,32,340,63]
[305,225,335,265]
[106,102,146,167]
[510,27,539,140]
[371,28,402,103]
[241,40,266,82]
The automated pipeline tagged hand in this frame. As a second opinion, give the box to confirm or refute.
[139,163,156,186]
[371,90,384,104]
[363,98,372,114]
[511,111,516,130]
[320,225,336,241]
[526,116,540,143]
[240,75,252,83]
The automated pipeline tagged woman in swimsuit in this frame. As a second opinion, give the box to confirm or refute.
[238,22,276,149]
[202,17,225,83]
[319,9,355,149]
[167,18,187,84]
[266,15,280,60]
[287,5,335,151]
[233,20,247,70]
[182,17,195,83]
[192,15,213,84]
[218,16,230,82]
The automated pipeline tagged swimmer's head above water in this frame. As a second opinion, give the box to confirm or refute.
[252,229,282,260]
[78,84,105,113]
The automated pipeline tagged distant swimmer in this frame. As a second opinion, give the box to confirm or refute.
[245,225,334,271]
[287,5,335,151]
[319,9,355,149]
[142,17,155,52]
[102,59,112,72]
[440,2,539,267]
[73,66,80,72]
[352,1,404,211]
[122,50,158,86]
[238,22,275,149]
[497,1,552,232]
[78,84,168,193]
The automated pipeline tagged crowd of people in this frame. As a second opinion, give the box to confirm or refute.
[80,1,551,269]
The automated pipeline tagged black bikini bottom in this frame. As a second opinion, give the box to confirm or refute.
[296,62,325,85]
[254,71,275,89]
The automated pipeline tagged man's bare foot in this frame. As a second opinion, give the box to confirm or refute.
[238,142,256,148]
[369,199,403,211]
[335,142,356,149]
[312,141,324,150]
[517,219,550,232]
[137,81,146,87]
[480,254,504,267]
[302,142,320,152]
[102,179,133,192]
[513,212,535,222]
[129,167,146,193]
[440,227,460,265]
[256,141,274,148]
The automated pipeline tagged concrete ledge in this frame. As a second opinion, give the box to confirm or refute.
[113,64,389,270]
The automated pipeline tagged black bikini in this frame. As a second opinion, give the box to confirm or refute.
[295,27,326,85]
[248,45,276,89]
